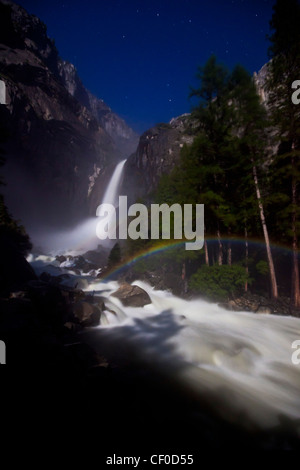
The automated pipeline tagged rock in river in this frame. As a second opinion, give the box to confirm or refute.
[112,282,151,307]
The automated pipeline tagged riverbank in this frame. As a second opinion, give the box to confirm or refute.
[1,251,300,452]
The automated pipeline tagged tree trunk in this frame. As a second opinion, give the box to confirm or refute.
[204,240,209,266]
[204,226,209,266]
[227,227,232,266]
[291,150,300,307]
[217,229,223,266]
[251,159,278,299]
[245,226,248,293]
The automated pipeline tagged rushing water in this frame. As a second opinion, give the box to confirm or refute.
[80,278,300,433]
[101,159,126,207]
[32,159,127,254]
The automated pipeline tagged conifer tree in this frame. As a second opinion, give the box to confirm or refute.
[229,65,278,299]
[267,0,300,306]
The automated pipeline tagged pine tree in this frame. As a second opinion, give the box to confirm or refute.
[229,65,278,299]
[267,0,300,307]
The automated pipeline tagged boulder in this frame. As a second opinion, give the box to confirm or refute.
[73,301,101,327]
[112,282,151,307]
[55,255,67,264]
[82,248,108,268]
[256,306,272,314]
[71,255,97,273]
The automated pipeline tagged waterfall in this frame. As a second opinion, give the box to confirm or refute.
[32,159,127,253]
[96,159,126,242]
[102,159,126,206]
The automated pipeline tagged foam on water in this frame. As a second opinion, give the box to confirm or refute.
[85,277,300,430]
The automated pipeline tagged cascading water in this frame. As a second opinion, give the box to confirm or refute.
[101,159,126,207]
[33,159,127,253]
[81,278,300,433]
[96,159,127,242]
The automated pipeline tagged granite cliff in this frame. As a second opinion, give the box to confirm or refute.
[121,114,196,204]
[0,0,137,232]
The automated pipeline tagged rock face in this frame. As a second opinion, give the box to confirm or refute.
[58,60,139,157]
[253,62,269,104]
[0,0,137,230]
[121,114,195,204]
[112,282,151,307]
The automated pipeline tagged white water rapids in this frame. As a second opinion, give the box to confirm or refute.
[80,278,300,432]
[28,254,300,432]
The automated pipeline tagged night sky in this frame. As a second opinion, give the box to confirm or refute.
[19,0,275,134]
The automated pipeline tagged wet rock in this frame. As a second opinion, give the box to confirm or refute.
[256,306,272,314]
[71,255,98,273]
[64,321,83,332]
[40,271,52,283]
[26,280,69,327]
[220,293,295,316]
[60,277,89,290]
[73,301,102,326]
[82,247,108,268]
[56,255,67,264]
[112,282,151,307]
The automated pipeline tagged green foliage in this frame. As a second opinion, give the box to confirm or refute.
[190,55,229,102]
[268,0,300,60]
[266,0,300,244]
[255,260,269,276]
[131,254,163,274]
[126,14,300,301]
[0,119,31,256]
[156,57,267,241]
[189,264,250,301]
[0,195,32,256]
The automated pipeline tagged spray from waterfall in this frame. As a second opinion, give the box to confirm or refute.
[32,159,127,254]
